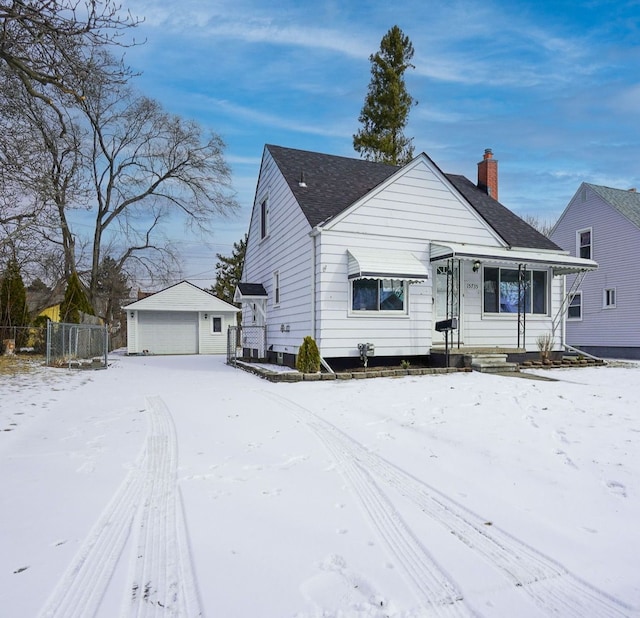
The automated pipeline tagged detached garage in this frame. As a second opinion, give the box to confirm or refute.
[125,281,239,355]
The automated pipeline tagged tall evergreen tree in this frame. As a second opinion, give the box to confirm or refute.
[60,272,94,324]
[211,235,247,306]
[353,26,417,165]
[0,258,29,345]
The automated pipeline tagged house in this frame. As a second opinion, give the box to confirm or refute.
[125,281,239,355]
[551,183,640,359]
[236,145,597,368]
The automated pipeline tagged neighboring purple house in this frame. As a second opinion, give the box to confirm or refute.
[551,183,640,359]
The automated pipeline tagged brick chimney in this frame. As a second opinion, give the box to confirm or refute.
[477,148,498,201]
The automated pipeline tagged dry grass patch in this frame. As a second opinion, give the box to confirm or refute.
[0,355,45,377]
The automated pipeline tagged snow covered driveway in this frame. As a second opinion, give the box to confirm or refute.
[1,354,639,617]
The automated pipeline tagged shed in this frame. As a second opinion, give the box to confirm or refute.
[125,281,239,355]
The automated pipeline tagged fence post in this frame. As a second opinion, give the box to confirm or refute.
[46,320,51,366]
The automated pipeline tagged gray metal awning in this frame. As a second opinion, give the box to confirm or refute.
[347,248,429,281]
[430,241,598,275]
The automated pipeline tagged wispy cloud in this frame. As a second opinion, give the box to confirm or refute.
[207,98,345,137]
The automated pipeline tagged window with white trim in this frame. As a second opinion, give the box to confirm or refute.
[483,267,548,315]
[351,279,406,312]
[273,271,280,306]
[260,198,268,239]
[577,228,592,259]
[210,316,222,334]
[568,292,582,320]
[603,288,616,308]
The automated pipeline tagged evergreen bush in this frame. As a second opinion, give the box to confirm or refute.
[296,336,321,373]
[60,272,94,323]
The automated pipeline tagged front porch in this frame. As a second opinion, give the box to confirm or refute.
[430,346,527,371]
[430,345,604,371]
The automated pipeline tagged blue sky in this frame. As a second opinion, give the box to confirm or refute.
[119,0,640,286]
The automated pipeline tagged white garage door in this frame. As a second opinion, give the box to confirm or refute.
[138,311,198,354]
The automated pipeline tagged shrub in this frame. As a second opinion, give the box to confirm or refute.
[296,336,320,373]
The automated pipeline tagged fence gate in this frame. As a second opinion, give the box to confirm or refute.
[46,322,109,369]
[227,325,267,366]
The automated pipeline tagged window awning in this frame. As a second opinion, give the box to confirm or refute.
[347,248,429,281]
[430,242,598,275]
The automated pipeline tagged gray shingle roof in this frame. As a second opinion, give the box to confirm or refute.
[586,184,640,229]
[446,174,560,250]
[236,282,268,297]
[266,145,559,251]
[267,145,398,228]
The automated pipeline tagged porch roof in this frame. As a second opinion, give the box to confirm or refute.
[234,282,268,303]
[347,248,429,281]
[430,242,598,275]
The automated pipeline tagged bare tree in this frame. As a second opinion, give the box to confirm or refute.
[0,0,138,123]
[78,70,239,305]
[0,64,91,283]
[522,214,554,238]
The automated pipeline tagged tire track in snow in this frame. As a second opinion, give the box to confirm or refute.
[265,391,632,618]
[38,397,202,618]
[265,392,471,616]
[38,440,147,617]
[318,431,470,616]
[124,395,203,617]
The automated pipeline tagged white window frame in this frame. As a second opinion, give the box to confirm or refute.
[349,278,408,315]
[603,288,616,309]
[210,315,223,334]
[567,291,582,321]
[577,227,593,260]
[482,267,549,316]
[273,270,280,306]
[260,196,269,240]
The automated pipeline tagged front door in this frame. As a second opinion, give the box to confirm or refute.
[433,260,461,345]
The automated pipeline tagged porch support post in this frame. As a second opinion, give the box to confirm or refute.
[517,264,527,349]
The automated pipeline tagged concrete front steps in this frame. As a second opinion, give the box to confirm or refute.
[469,353,519,373]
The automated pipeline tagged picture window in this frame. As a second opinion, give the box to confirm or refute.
[351,279,405,312]
[483,267,548,315]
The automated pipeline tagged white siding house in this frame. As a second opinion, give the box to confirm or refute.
[237,145,597,368]
[551,183,640,359]
[125,281,239,355]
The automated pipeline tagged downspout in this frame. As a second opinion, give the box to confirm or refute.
[561,274,566,351]
[310,227,319,341]
[309,226,334,374]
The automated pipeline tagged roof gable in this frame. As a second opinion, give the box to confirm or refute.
[586,184,640,230]
[124,281,239,312]
[267,144,558,251]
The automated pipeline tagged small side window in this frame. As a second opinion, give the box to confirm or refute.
[577,228,592,260]
[211,317,222,333]
[273,271,280,306]
[603,288,616,309]
[568,292,582,320]
[260,198,268,239]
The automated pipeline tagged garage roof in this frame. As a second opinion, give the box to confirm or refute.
[125,281,240,312]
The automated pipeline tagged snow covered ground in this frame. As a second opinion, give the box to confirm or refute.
[1,352,639,617]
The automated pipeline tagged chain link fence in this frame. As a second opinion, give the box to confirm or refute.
[1,326,46,354]
[227,325,266,366]
[46,322,109,369]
